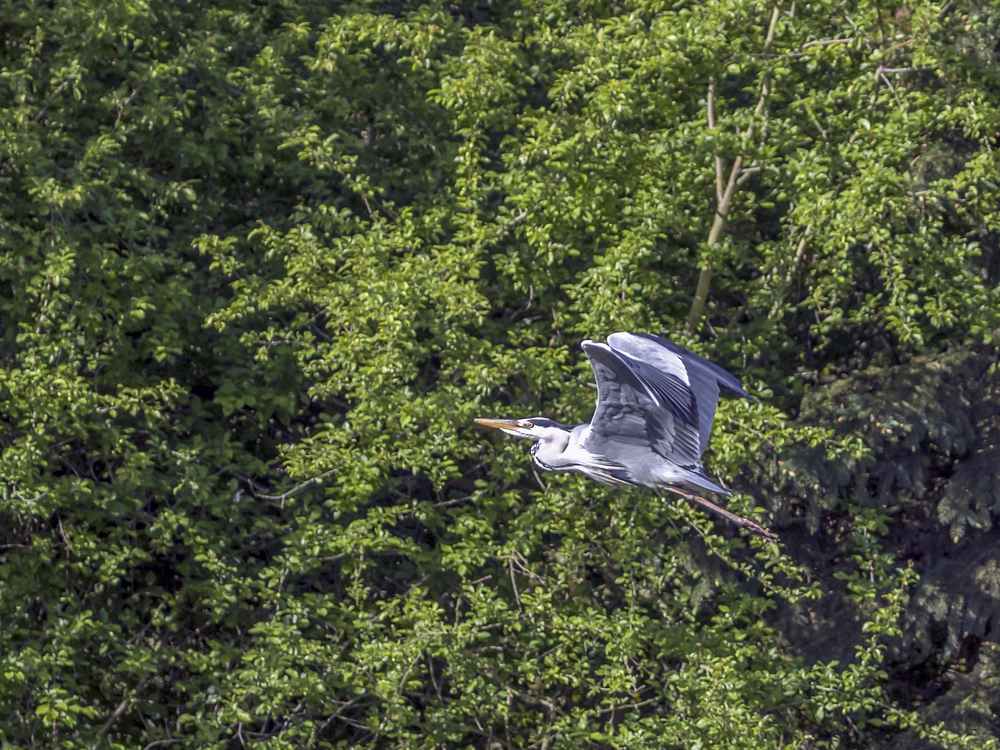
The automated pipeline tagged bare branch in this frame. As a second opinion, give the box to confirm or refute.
[33,79,75,123]
[688,3,783,333]
[736,167,760,187]
[141,741,196,750]
[97,680,146,737]
[33,0,108,123]
[708,78,724,202]
[800,37,852,49]
[878,66,931,73]
[252,469,337,503]
[768,225,812,319]
[474,209,529,251]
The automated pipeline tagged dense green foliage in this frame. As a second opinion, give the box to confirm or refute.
[1,0,999,747]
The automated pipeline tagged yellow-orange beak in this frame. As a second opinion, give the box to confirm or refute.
[473,418,522,431]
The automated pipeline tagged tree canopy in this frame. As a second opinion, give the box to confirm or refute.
[1,0,999,747]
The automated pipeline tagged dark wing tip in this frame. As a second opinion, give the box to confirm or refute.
[727,383,754,401]
[622,332,751,401]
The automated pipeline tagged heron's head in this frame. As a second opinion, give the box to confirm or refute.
[473,417,568,442]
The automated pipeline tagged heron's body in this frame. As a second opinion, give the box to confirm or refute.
[525,422,726,496]
[475,332,775,541]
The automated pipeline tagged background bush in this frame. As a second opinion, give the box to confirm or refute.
[1,0,999,747]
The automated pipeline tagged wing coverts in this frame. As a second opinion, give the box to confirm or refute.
[607,332,749,455]
[582,340,702,465]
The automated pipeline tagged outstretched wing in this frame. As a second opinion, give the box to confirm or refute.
[607,332,749,455]
[581,341,702,465]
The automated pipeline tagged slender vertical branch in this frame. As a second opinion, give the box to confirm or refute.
[690,154,744,332]
[754,4,782,120]
[768,224,811,319]
[687,3,783,333]
[32,0,108,123]
[97,679,147,738]
[708,78,724,202]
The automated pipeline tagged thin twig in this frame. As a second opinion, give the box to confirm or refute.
[34,76,81,122]
[141,740,196,750]
[878,66,930,73]
[474,209,529,251]
[509,557,522,611]
[708,78,723,201]
[33,1,108,122]
[800,37,853,49]
[97,679,147,737]
[769,225,811,319]
[251,469,336,502]
[13,490,49,503]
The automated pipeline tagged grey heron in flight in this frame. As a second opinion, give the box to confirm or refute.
[475,333,775,541]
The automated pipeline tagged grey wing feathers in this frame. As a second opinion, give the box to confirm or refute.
[606,336,698,427]
[617,333,749,399]
[606,332,748,455]
[582,341,701,463]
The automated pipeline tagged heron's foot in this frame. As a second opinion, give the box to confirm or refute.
[670,489,778,543]
[735,516,778,543]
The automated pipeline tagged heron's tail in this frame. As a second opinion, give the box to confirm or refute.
[674,468,732,497]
